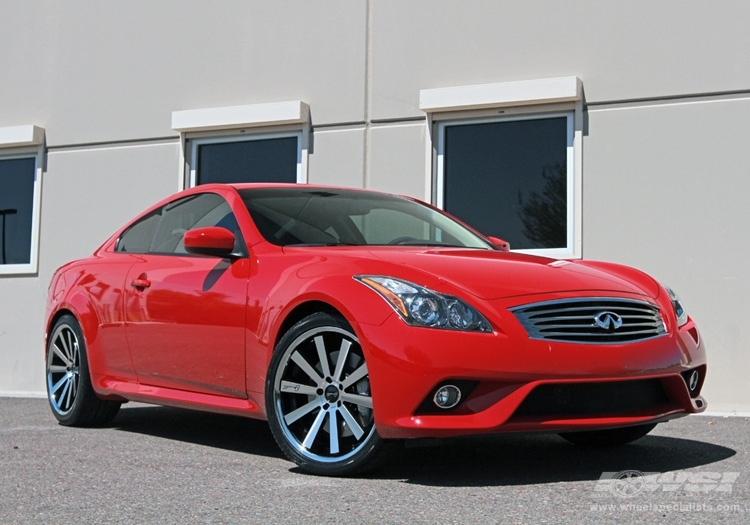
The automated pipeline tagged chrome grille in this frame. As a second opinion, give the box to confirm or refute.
[510,298,666,344]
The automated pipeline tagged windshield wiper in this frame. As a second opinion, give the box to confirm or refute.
[391,241,470,248]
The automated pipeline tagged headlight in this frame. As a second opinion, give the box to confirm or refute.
[665,286,688,328]
[355,276,492,332]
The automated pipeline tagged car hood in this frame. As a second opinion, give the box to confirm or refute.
[364,248,660,300]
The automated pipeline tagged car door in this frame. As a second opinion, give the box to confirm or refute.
[123,192,249,398]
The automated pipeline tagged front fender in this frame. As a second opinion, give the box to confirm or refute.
[245,267,396,400]
[272,275,394,337]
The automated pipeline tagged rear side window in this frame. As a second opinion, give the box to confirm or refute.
[116,210,161,253]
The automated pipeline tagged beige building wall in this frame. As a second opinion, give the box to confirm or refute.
[1,1,749,413]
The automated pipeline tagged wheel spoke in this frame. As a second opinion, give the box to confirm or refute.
[57,332,70,361]
[70,338,79,366]
[340,392,373,409]
[332,339,352,383]
[339,404,365,440]
[329,409,340,455]
[63,377,75,409]
[284,398,320,426]
[314,336,332,379]
[55,380,71,411]
[50,374,69,396]
[52,344,72,368]
[48,365,68,373]
[280,380,318,396]
[291,351,324,385]
[63,330,76,362]
[341,363,368,389]
[301,407,327,450]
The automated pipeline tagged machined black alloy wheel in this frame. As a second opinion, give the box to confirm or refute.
[47,320,82,417]
[46,315,120,426]
[266,313,392,476]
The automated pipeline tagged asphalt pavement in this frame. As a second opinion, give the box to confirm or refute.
[1,397,747,524]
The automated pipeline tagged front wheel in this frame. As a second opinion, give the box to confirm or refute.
[266,312,391,476]
[46,314,121,426]
[558,423,657,447]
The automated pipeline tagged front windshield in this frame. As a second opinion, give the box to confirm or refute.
[239,187,493,249]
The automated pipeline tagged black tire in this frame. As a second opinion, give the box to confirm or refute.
[558,423,657,447]
[46,314,121,426]
[266,312,393,476]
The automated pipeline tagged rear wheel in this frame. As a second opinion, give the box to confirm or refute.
[46,315,121,426]
[266,312,392,476]
[558,423,657,447]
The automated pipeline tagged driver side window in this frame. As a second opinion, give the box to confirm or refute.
[116,193,240,255]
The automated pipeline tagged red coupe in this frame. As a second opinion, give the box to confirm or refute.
[45,184,706,475]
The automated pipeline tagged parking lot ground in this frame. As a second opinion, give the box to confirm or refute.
[1,397,748,524]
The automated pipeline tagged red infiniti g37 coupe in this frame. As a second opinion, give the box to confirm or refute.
[45,184,706,475]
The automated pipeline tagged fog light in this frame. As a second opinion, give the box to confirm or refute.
[688,370,699,392]
[433,385,462,409]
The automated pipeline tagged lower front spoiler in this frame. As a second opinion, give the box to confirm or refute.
[379,373,707,440]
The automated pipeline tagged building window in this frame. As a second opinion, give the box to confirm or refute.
[190,133,300,186]
[438,113,573,252]
[172,101,310,189]
[421,77,582,258]
[0,125,44,275]
[0,157,36,265]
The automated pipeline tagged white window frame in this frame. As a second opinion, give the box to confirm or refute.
[0,125,45,275]
[420,77,583,259]
[171,101,310,189]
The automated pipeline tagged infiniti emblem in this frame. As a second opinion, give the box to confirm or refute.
[594,311,623,331]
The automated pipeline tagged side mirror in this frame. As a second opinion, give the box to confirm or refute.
[488,236,510,252]
[184,227,237,257]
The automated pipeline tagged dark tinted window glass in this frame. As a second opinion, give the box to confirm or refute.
[444,117,568,250]
[0,157,36,265]
[150,193,239,254]
[116,210,161,253]
[197,137,298,185]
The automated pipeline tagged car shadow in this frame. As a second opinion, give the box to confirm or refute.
[110,403,284,459]
[375,433,736,487]
[110,404,735,487]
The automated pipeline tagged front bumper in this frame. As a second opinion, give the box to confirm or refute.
[360,310,706,440]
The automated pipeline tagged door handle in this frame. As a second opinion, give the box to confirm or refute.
[131,277,151,290]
